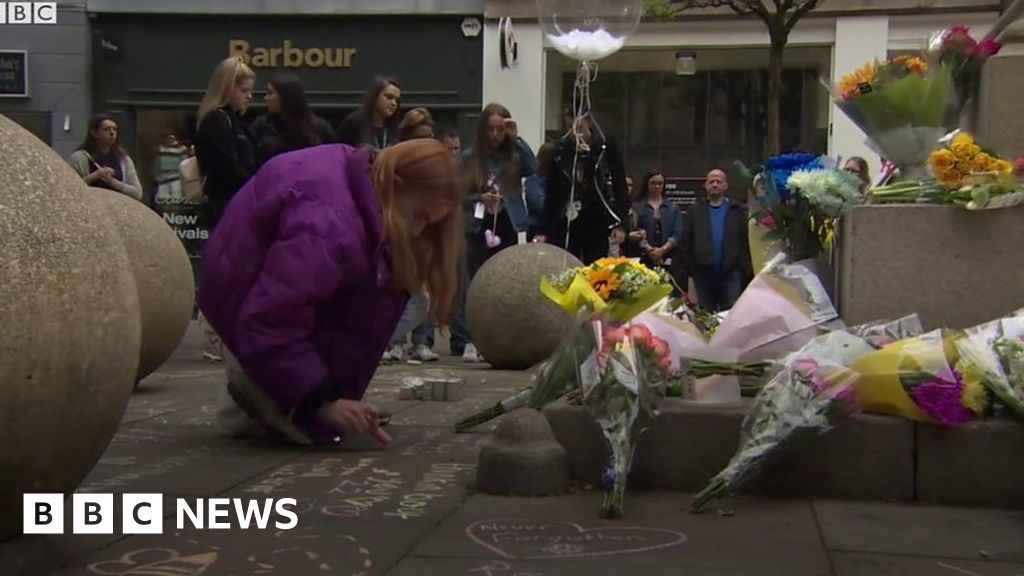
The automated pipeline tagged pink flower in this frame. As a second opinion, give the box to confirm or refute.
[648,337,670,359]
[978,38,1001,58]
[628,324,652,342]
[604,327,628,345]
[759,214,776,230]
[659,356,672,370]
[792,358,819,378]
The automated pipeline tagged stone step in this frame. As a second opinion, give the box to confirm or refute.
[542,399,1024,508]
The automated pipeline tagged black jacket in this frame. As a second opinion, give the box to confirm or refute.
[251,113,336,167]
[543,135,629,241]
[336,110,398,149]
[194,107,256,226]
[681,200,752,276]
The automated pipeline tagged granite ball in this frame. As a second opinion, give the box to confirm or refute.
[0,114,141,541]
[465,244,582,369]
[87,187,195,380]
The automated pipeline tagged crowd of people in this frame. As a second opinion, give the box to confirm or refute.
[60,55,876,447]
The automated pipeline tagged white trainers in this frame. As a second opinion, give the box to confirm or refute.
[380,344,405,365]
[409,344,439,362]
[462,343,483,363]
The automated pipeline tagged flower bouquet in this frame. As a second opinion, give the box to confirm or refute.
[831,54,956,181]
[689,316,924,512]
[453,258,672,432]
[928,26,1001,122]
[757,167,863,261]
[954,308,1024,419]
[635,254,842,405]
[849,329,989,426]
[583,321,671,518]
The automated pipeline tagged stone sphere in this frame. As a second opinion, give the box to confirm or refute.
[466,243,582,369]
[0,114,141,541]
[86,188,195,380]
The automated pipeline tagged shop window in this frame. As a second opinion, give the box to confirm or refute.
[560,64,827,184]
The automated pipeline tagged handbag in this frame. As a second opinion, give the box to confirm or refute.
[179,154,204,204]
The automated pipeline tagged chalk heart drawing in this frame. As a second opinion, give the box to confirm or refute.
[466,520,687,560]
[88,548,217,576]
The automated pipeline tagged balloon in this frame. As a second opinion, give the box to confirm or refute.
[537,0,643,62]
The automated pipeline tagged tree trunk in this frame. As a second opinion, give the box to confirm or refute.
[766,37,786,156]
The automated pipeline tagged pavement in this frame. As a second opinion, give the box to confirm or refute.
[3,322,1024,576]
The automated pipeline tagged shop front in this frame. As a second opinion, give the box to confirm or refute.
[90,13,483,273]
[483,1,998,194]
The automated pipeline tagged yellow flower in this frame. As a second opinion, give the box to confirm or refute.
[595,257,631,269]
[901,56,929,74]
[957,360,990,416]
[928,149,956,170]
[586,267,622,300]
[971,152,994,173]
[950,133,981,160]
[840,62,876,100]
[993,159,1014,174]
[936,167,963,186]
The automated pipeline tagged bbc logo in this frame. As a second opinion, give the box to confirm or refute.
[0,2,57,25]
[24,494,164,535]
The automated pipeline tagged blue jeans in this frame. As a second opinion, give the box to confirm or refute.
[411,318,434,348]
[389,292,430,347]
[693,269,744,313]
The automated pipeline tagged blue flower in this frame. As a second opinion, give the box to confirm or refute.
[764,153,824,203]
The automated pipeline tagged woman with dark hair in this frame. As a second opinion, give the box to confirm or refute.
[68,113,143,200]
[251,71,335,166]
[843,156,872,193]
[337,76,402,150]
[628,170,685,290]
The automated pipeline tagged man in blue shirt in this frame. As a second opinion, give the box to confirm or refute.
[681,169,752,312]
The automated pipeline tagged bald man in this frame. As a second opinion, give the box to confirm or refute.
[680,169,752,312]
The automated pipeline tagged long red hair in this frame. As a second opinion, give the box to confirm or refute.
[373,139,463,324]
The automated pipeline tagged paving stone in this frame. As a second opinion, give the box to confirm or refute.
[475,410,571,496]
[222,435,477,524]
[917,418,1024,508]
[543,403,609,486]
[411,493,831,575]
[814,501,1024,562]
[831,552,1024,576]
[385,557,813,576]
[50,517,421,576]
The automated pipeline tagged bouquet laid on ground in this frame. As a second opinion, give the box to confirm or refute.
[454,257,672,433]
[636,254,842,405]
[849,328,990,426]
[584,321,670,517]
[689,315,924,512]
[954,308,1024,420]
[928,26,1001,120]
[831,54,955,181]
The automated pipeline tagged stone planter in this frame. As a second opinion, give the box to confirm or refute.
[837,204,1024,330]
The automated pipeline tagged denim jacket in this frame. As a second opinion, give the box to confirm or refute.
[632,200,684,248]
[463,138,538,235]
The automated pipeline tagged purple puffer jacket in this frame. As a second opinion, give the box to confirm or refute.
[197,144,407,437]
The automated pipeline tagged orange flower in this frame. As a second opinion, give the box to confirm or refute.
[840,61,876,100]
[595,257,631,269]
[993,159,1014,174]
[586,267,622,300]
[900,56,929,74]
[971,153,994,173]
[928,149,956,170]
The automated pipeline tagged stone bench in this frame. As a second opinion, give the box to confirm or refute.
[542,398,1024,508]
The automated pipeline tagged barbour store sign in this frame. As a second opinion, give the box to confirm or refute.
[229,39,357,69]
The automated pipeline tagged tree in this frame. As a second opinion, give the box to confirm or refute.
[645,0,824,155]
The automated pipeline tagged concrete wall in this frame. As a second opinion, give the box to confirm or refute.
[838,204,1024,331]
[0,0,90,159]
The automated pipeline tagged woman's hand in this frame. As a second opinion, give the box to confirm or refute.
[628,229,646,241]
[482,191,502,213]
[315,399,392,445]
[85,167,114,185]
[609,227,626,246]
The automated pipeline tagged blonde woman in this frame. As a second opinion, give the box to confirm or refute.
[68,113,142,201]
[194,57,256,364]
[194,56,257,229]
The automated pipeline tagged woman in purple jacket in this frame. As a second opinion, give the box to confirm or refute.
[198,139,462,446]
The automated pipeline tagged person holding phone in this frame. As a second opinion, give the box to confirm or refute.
[68,113,143,201]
